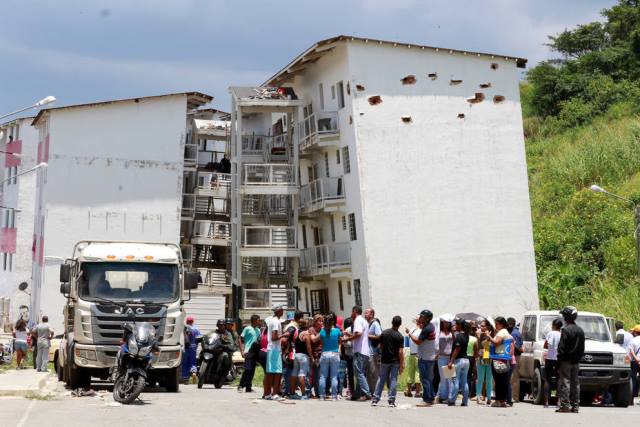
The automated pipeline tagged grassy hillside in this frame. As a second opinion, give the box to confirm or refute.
[524,97,640,324]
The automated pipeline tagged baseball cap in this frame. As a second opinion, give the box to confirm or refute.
[272,303,284,312]
[418,309,433,319]
[632,324,640,334]
[186,316,194,324]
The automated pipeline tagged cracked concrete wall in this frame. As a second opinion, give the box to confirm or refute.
[38,95,188,329]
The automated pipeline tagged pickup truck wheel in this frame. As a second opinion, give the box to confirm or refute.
[611,382,631,407]
[165,367,180,393]
[531,367,544,405]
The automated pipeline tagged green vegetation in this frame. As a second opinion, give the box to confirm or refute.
[525,0,640,324]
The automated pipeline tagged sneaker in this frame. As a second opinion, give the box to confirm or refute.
[274,395,286,401]
[371,400,379,406]
[571,407,579,413]
[404,390,413,397]
[415,392,423,398]
[388,402,396,408]
[416,402,433,407]
[262,395,273,400]
[332,397,339,402]
[555,407,571,413]
[245,389,255,393]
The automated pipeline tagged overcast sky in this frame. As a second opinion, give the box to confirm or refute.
[0,0,618,116]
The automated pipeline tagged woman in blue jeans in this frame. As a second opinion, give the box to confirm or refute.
[447,319,471,406]
[436,317,454,403]
[319,314,343,400]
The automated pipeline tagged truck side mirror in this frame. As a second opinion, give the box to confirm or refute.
[60,264,71,283]
[185,272,199,290]
[60,282,70,296]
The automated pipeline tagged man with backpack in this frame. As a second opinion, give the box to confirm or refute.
[282,311,303,395]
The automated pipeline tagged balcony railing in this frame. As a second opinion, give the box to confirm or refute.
[243,164,297,186]
[243,288,296,310]
[197,268,228,287]
[299,111,339,150]
[192,220,231,244]
[195,172,231,197]
[184,143,198,164]
[181,194,196,218]
[300,177,345,210]
[242,134,270,156]
[242,226,296,248]
[300,242,351,276]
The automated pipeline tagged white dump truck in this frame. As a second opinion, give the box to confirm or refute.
[55,241,199,391]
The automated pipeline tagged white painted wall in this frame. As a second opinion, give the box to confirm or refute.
[37,95,188,329]
[344,41,538,325]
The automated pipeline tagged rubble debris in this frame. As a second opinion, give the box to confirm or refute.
[401,116,412,123]
[450,79,463,85]
[368,95,383,106]
[428,73,438,80]
[493,95,506,103]
[401,75,417,85]
[479,83,491,89]
[466,93,485,104]
[356,84,365,92]
[490,63,499,70]
[457,113,466,119]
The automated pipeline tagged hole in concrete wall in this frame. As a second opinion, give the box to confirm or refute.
[349,115,353,124]
[480,83,491,89]
[493,95,506,103]
[347,82,351,95]
[450,79,463,85]
[466,92,486,104]
[457,113,466,119]
[490,63,499,70]
[428,73,438,80]
[368,95,383,106]
[401,116,412,123]
[401,75,417,85]
[356,84,365,92]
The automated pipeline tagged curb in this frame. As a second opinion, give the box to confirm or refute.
[0,373,51,397]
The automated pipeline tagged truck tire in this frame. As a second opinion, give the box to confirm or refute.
[611,382,631,408]
[165,366,180,393]
[67,356,90,390]
[55,352,63,382]
[530,367,544,405]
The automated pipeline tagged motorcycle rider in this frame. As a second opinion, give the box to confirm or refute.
[556,306,585,413]
[225,318,240,353]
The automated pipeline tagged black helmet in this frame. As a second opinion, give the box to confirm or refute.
[419,309,433,320]
[224,318,235,325]
[216,319,225,326]
[559,306,578,321]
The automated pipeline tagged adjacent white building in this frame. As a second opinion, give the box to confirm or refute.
[250,35,539,324]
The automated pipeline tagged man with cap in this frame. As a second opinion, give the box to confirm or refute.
[629,325,640,402]
[556,306,585,413]
[407,309,437,407]
[264,304,287,400]
[182,316,201,382]
[238,314,261,393]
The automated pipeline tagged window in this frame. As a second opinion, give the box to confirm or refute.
[319,83,324,110]
[338,281,344,311]
[307,166,314,182]
[302,224,308,249]
[324,152,329,178]
[342,216,347,230]
[342,147,350,174]
[336,149,340,164]
[337,81,345,109]
[348,213,357,241]
[347,280,352,295]
[331,85,336,100]
[522,316,538,342]
[354,279,362,306]
[330,216,336,242]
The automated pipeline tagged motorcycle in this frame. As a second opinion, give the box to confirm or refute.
[0,339,13,365]
[197,331,234,389]
[112,321,158,404]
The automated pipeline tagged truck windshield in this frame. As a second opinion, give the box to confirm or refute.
[539,315,611,342]
[78,262,179,303]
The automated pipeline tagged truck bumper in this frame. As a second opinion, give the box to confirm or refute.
[578,366,631,389]
[73,343,182,370]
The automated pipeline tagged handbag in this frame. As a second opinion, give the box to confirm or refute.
[492,359,510,374]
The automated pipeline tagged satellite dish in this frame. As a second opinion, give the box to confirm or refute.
[18,282,28,291]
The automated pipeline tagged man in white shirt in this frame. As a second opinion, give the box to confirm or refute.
[615,321,634,354]
[343,305,371,401]
[629,325,640,403]
[264,305,286,400]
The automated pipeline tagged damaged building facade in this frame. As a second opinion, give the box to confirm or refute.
[230,36,539,324]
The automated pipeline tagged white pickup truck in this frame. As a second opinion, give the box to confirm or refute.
[517,310,632,407]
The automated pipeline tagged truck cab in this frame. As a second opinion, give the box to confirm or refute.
[56,241,198,391]
[518,310,632,407]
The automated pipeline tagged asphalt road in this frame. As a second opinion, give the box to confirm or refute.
[1,380,639,427]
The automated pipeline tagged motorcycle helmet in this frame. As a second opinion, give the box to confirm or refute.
[216,319,225,327]
[559,306,578,322]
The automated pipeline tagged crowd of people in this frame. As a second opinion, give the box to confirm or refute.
[10,315,55,372]
[226,304,588,412]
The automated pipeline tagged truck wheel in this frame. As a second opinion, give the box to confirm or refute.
[55,352,63,382]
[611,382,631,408]
[68,361,90,389]
[530,367,544,405]
[165,367,180,393]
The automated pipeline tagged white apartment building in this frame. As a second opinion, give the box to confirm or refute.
[26,92,213,329]
[243,36,539,324]
[0,117,39,328]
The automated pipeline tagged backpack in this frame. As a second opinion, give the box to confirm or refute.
[259,327,268,351]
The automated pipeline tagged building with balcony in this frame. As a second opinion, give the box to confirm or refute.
[229,87,302,318]
[255,35,538,323]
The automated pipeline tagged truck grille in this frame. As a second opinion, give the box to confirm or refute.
[580,352,613,365]
[91,304,166,345]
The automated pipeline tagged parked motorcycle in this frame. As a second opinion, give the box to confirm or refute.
[197,329,234,389]
[0,339,13,365]
[112,321,159,404]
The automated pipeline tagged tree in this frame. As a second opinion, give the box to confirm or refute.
[547,22,609,59]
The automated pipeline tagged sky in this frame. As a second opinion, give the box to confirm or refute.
[0,0,619,116]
